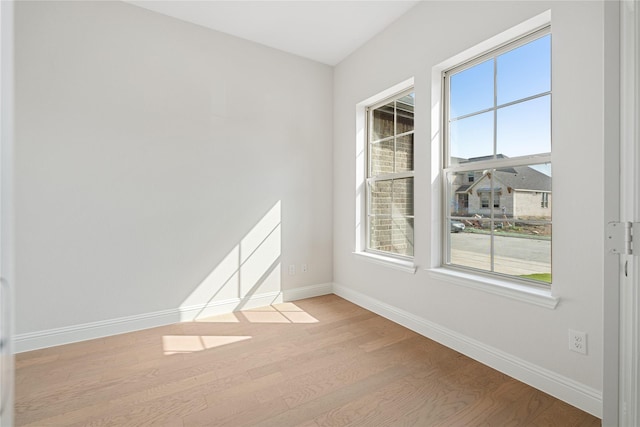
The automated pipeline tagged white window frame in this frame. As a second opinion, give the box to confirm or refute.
[428,11,558,309]
[353,78,416,274]
[442,26,552,287]
[365,88,415,261]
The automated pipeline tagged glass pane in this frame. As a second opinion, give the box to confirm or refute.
[497,95,551,157]
[370,140,393,176]
[369,216,392,252]
[493,220,551,283]
[449,111,494,164]
[449,231,491,271]
[448,169,506,218]
[494,163,551,220]
[396,94,414,134]
[395,134,413,172]
[497,34,551,105]
[392,217,414,256]
[393,178,413,217]
[371,103,394,141]
[448,171,473,217]
[370,180,392,217]
[449,59,494,119]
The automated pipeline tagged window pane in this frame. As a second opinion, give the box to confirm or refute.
[396,95,414,134]
[449,59,494,119]
[395,134,413,172]
[392,217,414,256]
[369,179,392,253]
[369,216,392,252]
[393,178,413,216]
[448,171,473,217]
[496,163,551,220]
[370,180,392,216]
[450,111,494,164]
[497,34,551,105]
[449,231,491,271]
[493,220,551,283]
[371,102,394,141]
[370,140,394,176]
[497,95,551,157]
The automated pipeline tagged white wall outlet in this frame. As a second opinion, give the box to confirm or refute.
[288,265,295,275]
[568,329,587,355]
[301,264,308,273]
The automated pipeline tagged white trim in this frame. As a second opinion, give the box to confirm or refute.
[428,268,558,309]
[0,1,14,424]
[618,1,640,425]
[353,251,417,273]
[13,291,276,353]
[14,284,335,353]
[179,291,283,322]
[333,282,601,418]
[282,282,333,301]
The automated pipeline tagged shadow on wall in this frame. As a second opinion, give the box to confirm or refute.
[179,201,282,320]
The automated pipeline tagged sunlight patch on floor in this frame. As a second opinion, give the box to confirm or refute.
[240,302,319,324]
[162,335,251,355]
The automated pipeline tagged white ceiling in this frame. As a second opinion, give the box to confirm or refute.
[125,1,420,66]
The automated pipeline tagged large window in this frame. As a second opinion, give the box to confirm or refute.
[367,90,415,257]
[443,28,552,285]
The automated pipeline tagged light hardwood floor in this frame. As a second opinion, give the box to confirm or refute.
[15,295,600,426]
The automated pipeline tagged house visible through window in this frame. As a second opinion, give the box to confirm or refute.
[443,28,552,284]
[367,89,415,257]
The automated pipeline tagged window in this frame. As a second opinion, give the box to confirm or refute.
[443,28,552,285]
[541,192,549,208]
[367,89,415,257]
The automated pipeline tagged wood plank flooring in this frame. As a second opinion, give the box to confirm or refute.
[15,295,601,426]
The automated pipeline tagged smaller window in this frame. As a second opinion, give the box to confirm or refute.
[541,192,549,208]
[480,193,490,208]
[457,193,469,210]
[366,90,415,258]
[467,172,475,183]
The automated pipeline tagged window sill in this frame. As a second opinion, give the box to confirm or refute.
[427,267,559,309]
[353,251,417,274]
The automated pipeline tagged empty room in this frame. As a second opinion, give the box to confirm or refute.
[1,0,638,425]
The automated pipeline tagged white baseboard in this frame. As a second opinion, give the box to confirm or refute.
[15,291,283,353]
[283,282,333,301]
[333,283,602,418]
[14,284,333,354]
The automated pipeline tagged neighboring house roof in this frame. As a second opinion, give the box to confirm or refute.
[463,165,551,194]
[453,154,551,193]
[496,165,551,192]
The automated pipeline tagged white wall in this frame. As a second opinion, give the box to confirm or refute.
[333,1,608,416]
[14,1,333,347]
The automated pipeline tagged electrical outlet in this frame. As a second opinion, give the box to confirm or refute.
[568,329,587,355]
[301,264,308,273]
[288,265,296,276]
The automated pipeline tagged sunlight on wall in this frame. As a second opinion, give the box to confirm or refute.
[180,201,282,320]
[162,335,251,355]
